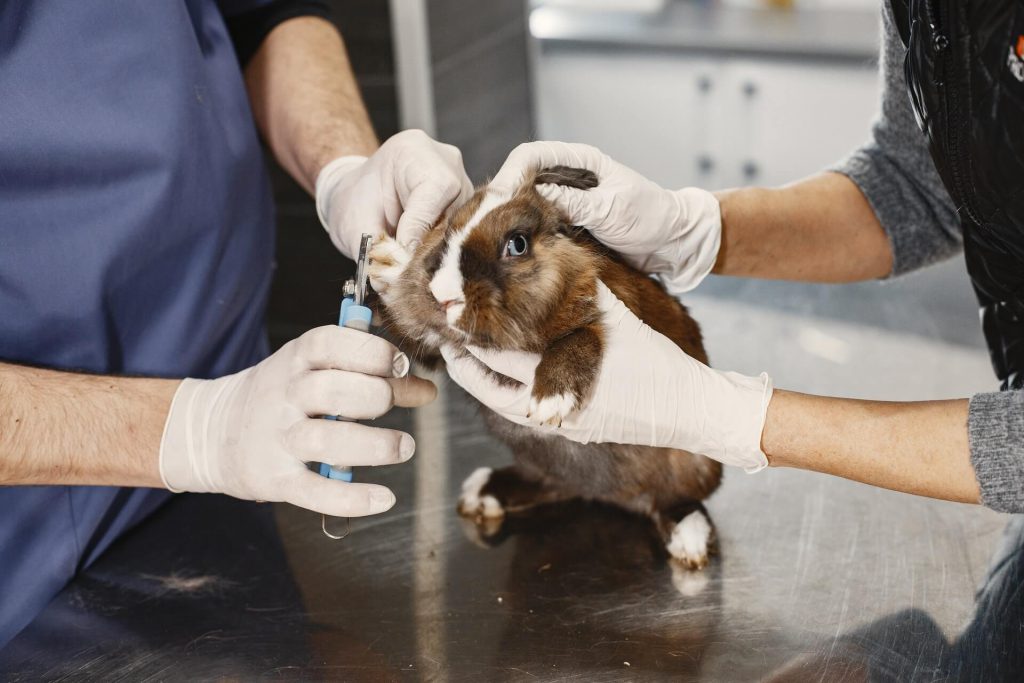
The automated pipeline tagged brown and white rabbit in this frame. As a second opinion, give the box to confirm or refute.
[368,166,721,569]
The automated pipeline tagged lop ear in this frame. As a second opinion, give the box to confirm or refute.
[533,165,599,190]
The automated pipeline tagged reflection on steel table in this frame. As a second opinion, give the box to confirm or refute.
[0,385,1014,681]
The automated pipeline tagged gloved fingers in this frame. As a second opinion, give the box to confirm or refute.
[285,419,415,466]
[534,183,605,229]
[296,325,408,378]
[594,280,636,322]
[456,173,475,205]
[441,345,532,418]
[290,369,395,420]
[593,279,663,344]
[435,139,475,202]
[387,131,472,248]
[464,345,540,385]
[594,280,622,311]
[491,141,604,194]
[289,471,396,517]
[438,141,475,205]
[389,374,438,408]
[395,172,469,250]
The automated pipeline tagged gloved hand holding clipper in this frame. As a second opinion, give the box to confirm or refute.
[159,325,436,516]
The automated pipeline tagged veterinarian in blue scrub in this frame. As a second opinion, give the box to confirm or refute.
[447,1,1024,515]
[0,1,461,647]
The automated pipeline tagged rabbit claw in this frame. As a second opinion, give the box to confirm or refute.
[526,392,577,428]
[457,467,505,520]
[367,236,412,305]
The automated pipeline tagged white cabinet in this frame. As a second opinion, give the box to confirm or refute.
[533,47,880,190]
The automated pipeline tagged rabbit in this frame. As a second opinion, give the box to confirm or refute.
[367,166,722,569]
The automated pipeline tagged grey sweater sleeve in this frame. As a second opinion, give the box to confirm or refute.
[969,393,1024,512]
[829,2,962,276]
[830,6,1024,511]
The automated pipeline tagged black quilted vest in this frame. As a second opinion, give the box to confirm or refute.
[892,0,1024,389]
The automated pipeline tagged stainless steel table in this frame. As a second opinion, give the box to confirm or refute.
[0,371,1016,681]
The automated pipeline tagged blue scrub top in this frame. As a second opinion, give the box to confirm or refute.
[0,1,277,646]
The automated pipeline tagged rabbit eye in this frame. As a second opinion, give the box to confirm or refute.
[504,233,529,258]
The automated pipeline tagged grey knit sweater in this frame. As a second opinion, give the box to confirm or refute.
[832,3,1022,512]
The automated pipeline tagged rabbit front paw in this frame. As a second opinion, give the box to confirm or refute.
[367,236,412,306]
[524,323,601,428]
[526,390,578,428]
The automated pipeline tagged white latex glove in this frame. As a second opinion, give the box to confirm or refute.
[441,283,774,472]
[160,325,436,516]
[491,141,721,295]
[315,129,474,259]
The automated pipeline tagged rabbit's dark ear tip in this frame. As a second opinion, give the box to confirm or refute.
[535,166,599,190]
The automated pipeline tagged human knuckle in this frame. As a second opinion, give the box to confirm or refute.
[443,176,462,198]
[349,336,389,373]
[309,422,334,453]
[285,421,319,454]
[298,325,332,358]
[375,338,399,371]
[365,379,395,414]
[401,128,427,143]
[506,145,530,166]
[310,372,347,407]
[440,142,463,162]
[285,371,312,405]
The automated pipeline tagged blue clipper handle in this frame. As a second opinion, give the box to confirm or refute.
[318,296,374,484]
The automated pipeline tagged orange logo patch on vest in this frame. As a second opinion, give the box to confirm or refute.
[1010,36,1024,82]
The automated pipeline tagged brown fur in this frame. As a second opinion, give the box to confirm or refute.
[368,167,722,569]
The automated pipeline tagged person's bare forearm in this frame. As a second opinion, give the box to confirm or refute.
[0,362,176,487]
[762,390,980,504]
[713,172,894,282]
[244,16,378,194]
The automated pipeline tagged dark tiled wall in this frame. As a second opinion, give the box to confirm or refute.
[428,0,533,183]
[266,1,399,349]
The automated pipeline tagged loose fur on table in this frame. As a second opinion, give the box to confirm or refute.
[368,166,721,569]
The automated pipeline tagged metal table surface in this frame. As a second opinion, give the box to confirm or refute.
[0,394,1017,681]
[1,293,1020,681]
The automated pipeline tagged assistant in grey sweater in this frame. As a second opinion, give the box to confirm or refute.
[832,4,1023,513]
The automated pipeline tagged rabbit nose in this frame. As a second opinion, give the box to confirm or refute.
[439,299,462,312]
[436,296,467,327]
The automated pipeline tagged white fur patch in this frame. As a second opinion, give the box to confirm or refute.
[527,392,576,427]
[429,189,511,328]
[421,330,443,348]
[445,302,466,327]
[667,510,711,568]
[457,467,505,519]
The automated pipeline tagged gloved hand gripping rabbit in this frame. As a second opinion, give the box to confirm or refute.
[366,164,765,569]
